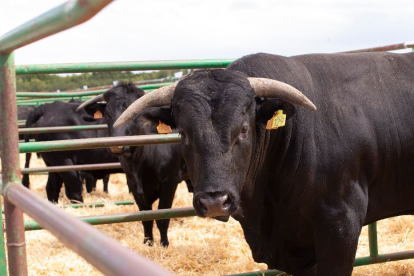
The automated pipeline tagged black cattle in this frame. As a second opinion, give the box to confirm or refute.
[22,100,123,203]
[114,52,414,275]
[80,172,110,193]
[77,82,192,247]
[17,106,35,141]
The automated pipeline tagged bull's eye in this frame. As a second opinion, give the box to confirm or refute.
[239,126,249,140]
[179,132,186,139]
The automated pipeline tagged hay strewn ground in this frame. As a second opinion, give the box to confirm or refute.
[8,154,414,275]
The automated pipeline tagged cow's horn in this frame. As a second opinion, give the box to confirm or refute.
[248,78,317,111]
[113,84,177,129]
[76,94,105,111]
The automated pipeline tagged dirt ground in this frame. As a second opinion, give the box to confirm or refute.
[6,154,414,275]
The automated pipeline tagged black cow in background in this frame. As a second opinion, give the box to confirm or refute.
[114,52,414,275]
[77,82,192,247]
[17,106,35,141]
[22,100,123,202]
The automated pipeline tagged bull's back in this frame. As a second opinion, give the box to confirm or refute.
[232,52,414,221]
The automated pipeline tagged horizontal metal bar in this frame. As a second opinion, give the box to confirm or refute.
[19,124,108,135]
[21,162,121,174]
[4,182,172,275]
[0,0,113,54]
[19,134,181,153]
[24,207,196,231]
[16,83,170,98]
[226,270,286,276]
[230,250,414,275]
[15,59,235,75]
[62,200,134,209]
[341,42,414,53]
[17,96,93,104]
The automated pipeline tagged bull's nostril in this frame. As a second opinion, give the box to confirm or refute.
[223,196,231,209]
[198,198,208,212]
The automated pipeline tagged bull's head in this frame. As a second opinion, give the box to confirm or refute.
[76,82,146,158]
[113,70,316,221]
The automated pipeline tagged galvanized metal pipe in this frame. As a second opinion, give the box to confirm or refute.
[4,182,174,276]
[24,207,196,231]
[15,59,235,75]
[0,0,114,54]
[21,162,121,174]
[19,124,108,135]
[0,52,28,275]
[341,42,414,53]
[19,134,181,153]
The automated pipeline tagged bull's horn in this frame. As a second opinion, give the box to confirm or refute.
[248,78,317,111]
[76,94,105,111]
[113,84,177,129]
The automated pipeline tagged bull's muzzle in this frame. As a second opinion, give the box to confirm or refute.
[110,146,124,154]
[194,193,234,221]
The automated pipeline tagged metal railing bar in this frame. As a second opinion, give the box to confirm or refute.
[20,162,121,174]
[0,0,114,54]
[4,182,173,275]
[19,134,181,153]
[19,124,108,135]
[15,59,235,75]
[24,207,196,231]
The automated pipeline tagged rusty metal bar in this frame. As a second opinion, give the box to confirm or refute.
[0,52,28,275]
[341,41,414,53]
[24,207,197,231]
[19,134,181,153]
[21,162,121,174]
[18,124,108,134]
[3,182,174,276]
[0,0,114,54]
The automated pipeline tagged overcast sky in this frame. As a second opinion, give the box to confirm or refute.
[1,0,413,66]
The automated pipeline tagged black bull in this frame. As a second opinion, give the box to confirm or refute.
[22,101,123,202]
[114,52,414,275]
[77,82,193,247]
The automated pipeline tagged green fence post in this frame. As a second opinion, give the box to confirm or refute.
[368,222,379,258]
[0,52,28,276]
[0,202,7,276]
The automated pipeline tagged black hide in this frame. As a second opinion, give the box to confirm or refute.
[138,52,414,275]
[22,100,123,203]
[101,82,191,247]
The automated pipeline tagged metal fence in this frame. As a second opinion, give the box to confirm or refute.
[2,1,414,275]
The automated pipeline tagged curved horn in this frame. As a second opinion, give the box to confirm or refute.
[76,94,105,111]
[113,84,176,129]
[248,78,317,111]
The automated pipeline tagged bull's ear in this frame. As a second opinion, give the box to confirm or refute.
[135,106,176,129]
[83,103,107,117]
[256,98,296,124]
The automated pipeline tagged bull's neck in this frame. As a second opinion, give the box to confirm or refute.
[236,122,294,224]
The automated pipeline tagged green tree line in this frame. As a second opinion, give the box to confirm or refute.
[16,71,172,92]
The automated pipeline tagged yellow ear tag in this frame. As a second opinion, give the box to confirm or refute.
[266,110,286,130]
[94,110,103,119]
[157,121,172,134]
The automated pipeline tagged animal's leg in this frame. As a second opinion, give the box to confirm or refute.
[136,200,154,246]
[312,198,367,276]
[127,173,154,246]
[45,172,63,203]
[83,173,96,193]
[103,174,109,193]
[156,181,179,247]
